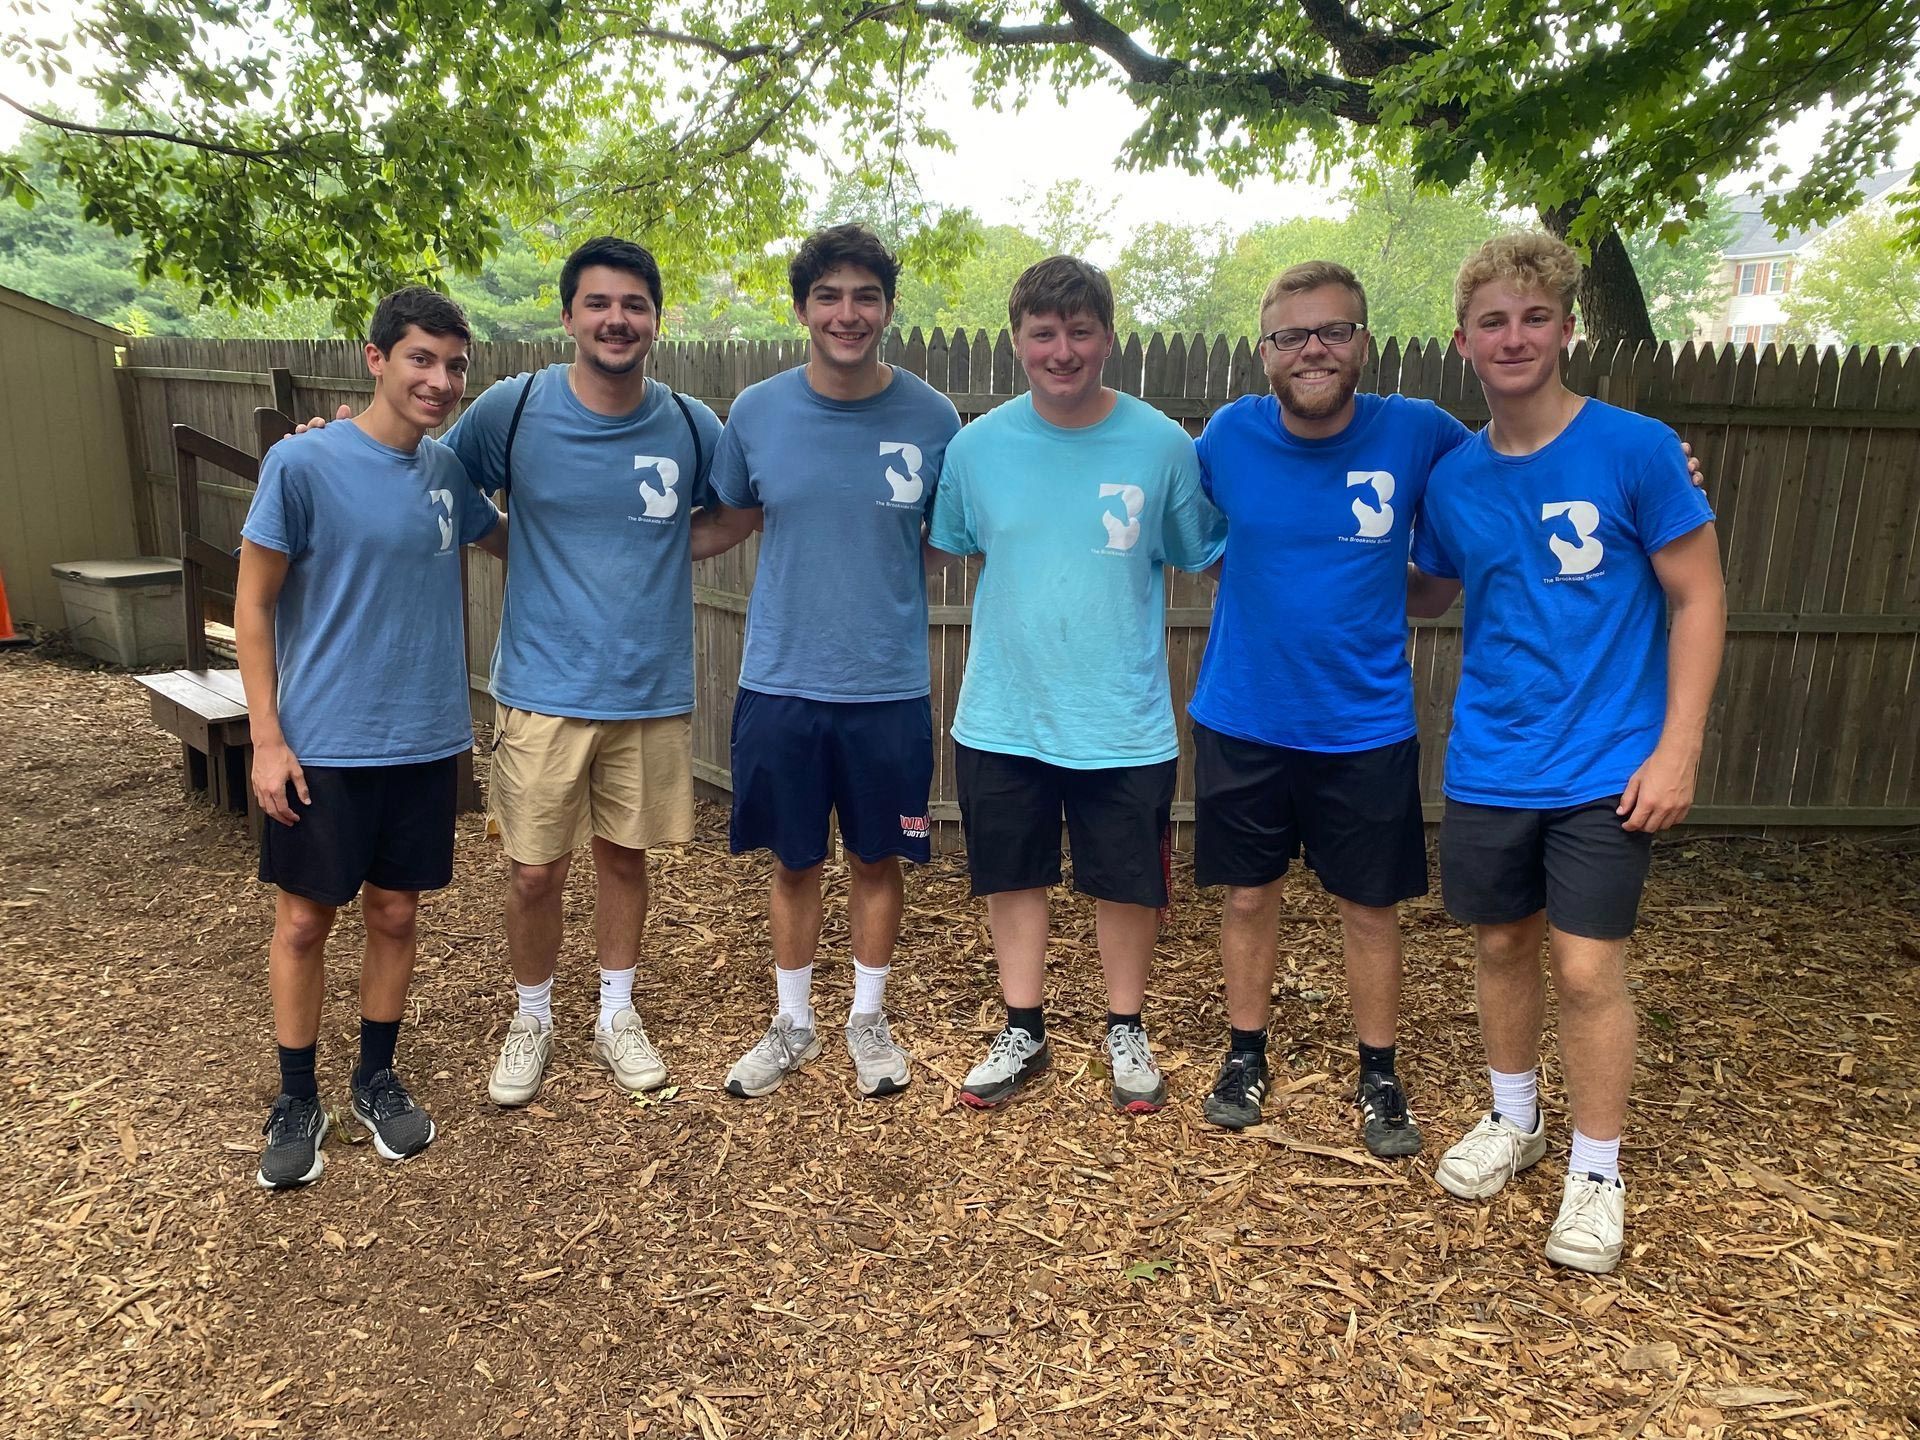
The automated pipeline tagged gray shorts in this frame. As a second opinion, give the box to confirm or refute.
[1438,795,1653,940]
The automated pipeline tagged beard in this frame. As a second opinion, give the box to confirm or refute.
[582,339,644,376]
[1271,364,1359,420]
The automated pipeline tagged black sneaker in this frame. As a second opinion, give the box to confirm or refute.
[257,1092,329,1189]
[1356,1070,1423,1158]
[1202,1049,1269,1130]
[351,1069,437,1161]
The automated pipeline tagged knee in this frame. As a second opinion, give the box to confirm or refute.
[846,854,899,888]
[1555,955,1628,1013]
[596,844,649,888]
[773,861,822,893]
[509,859,568,906]
[1222,883,1280,928]
[276,901,335,955]
[359,890,418,944]
[1476,923,1542,972]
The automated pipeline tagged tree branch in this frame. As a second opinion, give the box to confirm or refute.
[0,92,316,162]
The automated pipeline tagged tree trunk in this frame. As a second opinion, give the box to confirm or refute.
[1539,201,1656,349]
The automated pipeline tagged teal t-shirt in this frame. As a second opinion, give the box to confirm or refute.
[240,420,500,766]
[930,392,1225,768]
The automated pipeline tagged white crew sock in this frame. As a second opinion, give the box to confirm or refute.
[1490,1066,1539,1133]
[775,964,815,1030]
[1569,1129,1622,1183]
[850,959,890,1017]
[516,976,553,1029]
[598,966,635,1030]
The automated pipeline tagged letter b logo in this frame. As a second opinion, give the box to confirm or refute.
[1541,501,1603,575]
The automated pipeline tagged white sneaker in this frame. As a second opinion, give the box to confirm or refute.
[488,1014,554,1107]
[1105,1026,1168,1113]
[725,1015,823,1098]
[1434,1110,1548,1199]
[592,1007,668,1092]
[1546,1172,1626,1274]
[845,1012,911,1098]
[960,1027,1050,1108]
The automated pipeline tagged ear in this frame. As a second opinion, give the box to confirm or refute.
[364,341,384,378]
[1452,328,1469,358]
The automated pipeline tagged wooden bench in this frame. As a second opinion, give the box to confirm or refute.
[138,384,482,832]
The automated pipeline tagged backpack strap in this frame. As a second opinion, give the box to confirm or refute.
[669,388,705,487]
[499,372,536,508]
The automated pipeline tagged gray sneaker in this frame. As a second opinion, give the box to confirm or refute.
[960,1026,1051,1108]
[1106,1026,1168,1113]
[724,1015,823,1098]
[845,1011,911,1098]
[593,1007,668,1092]
[488,1014,554,1107]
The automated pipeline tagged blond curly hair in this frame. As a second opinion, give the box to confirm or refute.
[1453,233,1581,327]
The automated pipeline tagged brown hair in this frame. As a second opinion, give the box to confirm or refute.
[1260,261,1368,326]
[1453,232,1581,326]
[1008,255,1115,332]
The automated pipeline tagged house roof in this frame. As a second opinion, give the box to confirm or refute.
[0,282,129,343]
[1724,166,1914,260]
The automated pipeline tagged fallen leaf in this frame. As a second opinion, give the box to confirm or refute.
[1122,1257,1176,1282]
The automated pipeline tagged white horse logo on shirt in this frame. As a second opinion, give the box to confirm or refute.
[1347,470,1395,538]
[429,489,454,553]
[635,455,682,518]
[1541,500,1604,576]
[880,441,924,504]
[1098,483,1145,551]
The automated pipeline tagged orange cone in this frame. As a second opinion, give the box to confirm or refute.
[0,568,29,647]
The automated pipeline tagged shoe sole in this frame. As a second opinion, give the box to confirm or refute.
[1362,1125,1424,1159]
[353,1103,437,1162]
[1545,1237,1622,1274]
[724,1035,824,1099]
[857,1073,912,1099]
[593,1048,669,1094]
[960,1058,1052,1109]
[256,1110,330,1190]
[1201,1101,1262,1130]
[1434,1144,1546,1200]
[489,1053,552,1108]
[1113,1083,1168,1115]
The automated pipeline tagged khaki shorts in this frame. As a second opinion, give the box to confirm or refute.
[489,706,695,864]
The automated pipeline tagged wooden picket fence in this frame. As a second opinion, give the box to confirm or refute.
[117,331,1920,843]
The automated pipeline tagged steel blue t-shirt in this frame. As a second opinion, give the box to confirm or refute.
[1411,398,1716,808]
[929,392,1226,769]
[240,419,500,766]
[708,365,960,701]
[1189,391,1471,753]
[443,366,723,720]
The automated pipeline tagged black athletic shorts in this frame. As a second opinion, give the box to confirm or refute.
[1191,723,1429,906]
[258,756,460,907]
[729,689,934,870]
[954,743,1175,908]
[1439,795,1654,941]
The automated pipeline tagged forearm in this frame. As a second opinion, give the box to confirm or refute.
[1658,592,1726,752]
[1406,565,1462,620]
[233,598,285,744]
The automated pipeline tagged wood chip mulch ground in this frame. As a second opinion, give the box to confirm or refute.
[1,649,1916,1440]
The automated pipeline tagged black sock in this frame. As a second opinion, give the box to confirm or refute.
[278,1043,318,1100]
[1007,1005,1046,1043]
[355,1017,401,1086]
[1105,1010,1143,1034]
[1359,1041,1397,1077]
[1229,1026,1267,1057]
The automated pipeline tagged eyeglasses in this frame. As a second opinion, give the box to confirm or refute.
[1259,321,1365,352]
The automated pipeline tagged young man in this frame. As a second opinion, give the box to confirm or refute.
[1189,262,1469,1155]
[1410,232,1724,1273]
[439,237,753,1108]
[237,287,505,1189]
[930,256,1224,1112]
[708,224,961,1100]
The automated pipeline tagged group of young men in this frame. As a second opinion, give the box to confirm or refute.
[236,222,1724,1276]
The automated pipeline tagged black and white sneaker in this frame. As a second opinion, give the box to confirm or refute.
[257,1092,329,1189]
[350,1069,437,1161]
[1356,1070,1422,1158]
[960,1027,1051,1108]
[1202,1049,1269,1130]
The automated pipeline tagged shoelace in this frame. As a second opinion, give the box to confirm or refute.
[1107,1028,1156,1076]
[1457,1116,1526,1175]
[1560,1178,1618,1234]
[501,1024,543,1068]
[608,1018,657,1062]
[849,1020,897,1060]
[983,1027,1036,1071]
[1361,1077,1410,1125]
[1214,1057,1261,1105]
[264,1093,320,1140]
[359,1069,413,1121]
[751,1023,807,1066]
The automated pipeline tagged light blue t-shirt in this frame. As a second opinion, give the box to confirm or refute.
[1190,392,1471,753]
[930,392,1226,768]
[240,420,500,766]
[1411,398,1716,807]
[443,366,722,719]
[709,366,960,701]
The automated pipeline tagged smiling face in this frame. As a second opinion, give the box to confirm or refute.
[366,325,469,434]
[795,263,893,373]
[1259,283,1368,435]
[563,264,661,377]
[1454,280,1575,402]
[1014,307,1113,418]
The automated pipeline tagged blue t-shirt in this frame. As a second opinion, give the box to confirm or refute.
[1190,392,1471,752]
[709,366,960,701]
[929,392,1226,768]
[240,420,500,766]
[1411,398,1716,807]
[443,367,722,719]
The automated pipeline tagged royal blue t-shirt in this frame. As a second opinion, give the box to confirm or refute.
[1188,391,1470,752]
[930,393,1225,768]
[241,420,500,766]
[1411,398,1716,807]
[709,366,960,702]
[443,367,722,719]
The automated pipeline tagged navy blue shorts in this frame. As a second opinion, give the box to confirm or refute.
[728,689,933,870]
[258,757,459,908]
[1440,796,1653,940]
